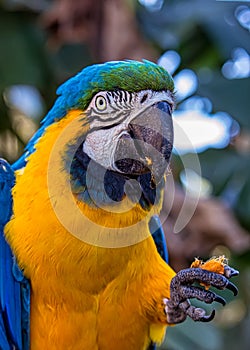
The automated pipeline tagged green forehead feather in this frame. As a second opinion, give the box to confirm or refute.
[43,60,174,127]
[80,60,174,108]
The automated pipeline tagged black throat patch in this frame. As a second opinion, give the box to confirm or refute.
[69,142,164,211]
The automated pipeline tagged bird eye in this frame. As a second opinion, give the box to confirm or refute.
[95,96,107,111]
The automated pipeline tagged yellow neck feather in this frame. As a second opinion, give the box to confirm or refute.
[5,109,164,284]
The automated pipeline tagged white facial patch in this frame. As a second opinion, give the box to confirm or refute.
[83,89,175,170]
[83,123,129,170]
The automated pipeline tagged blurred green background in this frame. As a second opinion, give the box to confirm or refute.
[0,0,250,349]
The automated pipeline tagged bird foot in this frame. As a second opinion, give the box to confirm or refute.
[164,256,239,324]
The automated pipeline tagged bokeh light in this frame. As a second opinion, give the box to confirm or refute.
[179,96,213,114]
[3,85,44,120]
[138,0,164,12]
[180,168,213,198]
[158,50,181,75]
[235,5,250,31]
[173,110,237,154]
[222,47,250,79]
[174,69,198,101]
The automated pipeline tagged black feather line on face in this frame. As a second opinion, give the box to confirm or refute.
[70,142,161,210]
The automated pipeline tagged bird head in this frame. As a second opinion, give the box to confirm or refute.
[66,60,175,209]
[20,60,175,212]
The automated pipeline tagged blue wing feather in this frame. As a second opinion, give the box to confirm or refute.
[0,315,11,350]
[149,215,169,350]
[150,215,169,264]
[0,159,30,350]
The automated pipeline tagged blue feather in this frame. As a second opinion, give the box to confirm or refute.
[149,215,169,350]
[150,215,169,263]
[0,159,30,350]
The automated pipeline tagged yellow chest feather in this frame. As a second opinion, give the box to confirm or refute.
[5,110,175,349]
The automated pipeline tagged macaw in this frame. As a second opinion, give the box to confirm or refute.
[0,60,238,350]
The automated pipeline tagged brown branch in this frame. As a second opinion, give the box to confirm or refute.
[41,0,158,61]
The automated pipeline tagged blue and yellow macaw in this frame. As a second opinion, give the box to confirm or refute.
[0,60,238,350]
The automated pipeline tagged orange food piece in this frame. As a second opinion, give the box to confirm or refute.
[191,256,228,289]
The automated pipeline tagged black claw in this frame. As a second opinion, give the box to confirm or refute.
[229,268,239,277]
[214,295,226,306]
[226,281,238,296]
[200,309,216,322]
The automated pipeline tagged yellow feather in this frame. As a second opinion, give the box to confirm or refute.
[5,109,176,350]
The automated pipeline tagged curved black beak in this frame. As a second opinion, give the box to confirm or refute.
[114,101,173,184]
